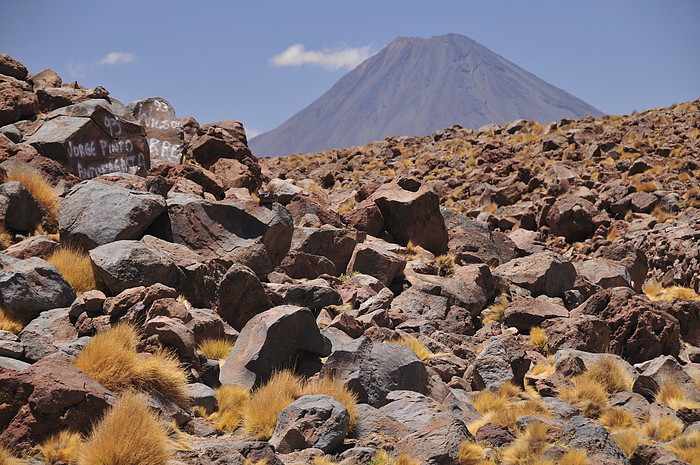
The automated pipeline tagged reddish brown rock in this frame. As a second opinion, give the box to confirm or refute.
[576,288,682,363]
[575,258,633,289]
[287,227,361,275]
[545,195,598,243]
[369,183,449,255]
[286,190,344,227]
[475,423,516,447]
[342,199,384,236]
[147,163,225,199]
[346,242,406,286]
[0,357,114,449]
[0,74,37,126]
[494,251,576,298]
[503,296,569,332]
[188,120,252,168]
[0,54,28,80]
[540,316,612,353]
[209,157,263,192]
[214,264,272,331]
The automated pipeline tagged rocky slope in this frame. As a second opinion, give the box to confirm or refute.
[250,34,602,157]
[1,53,700,465]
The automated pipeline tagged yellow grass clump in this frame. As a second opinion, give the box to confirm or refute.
[502,421,550,465]
[370,450,393,465]
[391,336,436,361]
[394,455,422,465]
[312,456,339,465]
[613,431,649,457]
[436,253,457,277]
[667,430,700,465]
[643,282,700,301]
[37,430,82,465]
[78,391,171,465]
[0,223,12,249]
[529,327,548,355]
[559,377,608,418]
[641,416,684,442]
[579,358,633,396]
[469,382,549,432]
[209,385,250,433]
[243,370,304,439]
[0,445,23,465]
[457,441,486,465]
[46,246,98,295]
[558,449,588,465]
[0,307,24,334]
[4,164,60,233]
[481,294,508,325]
[598,407,639,434]
[198,338,234,363]
[399,240,421,261]
[655,379,700,410]
[73,324,189,406]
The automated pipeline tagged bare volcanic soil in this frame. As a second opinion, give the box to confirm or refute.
[2,53,700,465]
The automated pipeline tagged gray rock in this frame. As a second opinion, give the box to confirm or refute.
[59,180,166,250]
[214,264,272,331]
[0,181,46,231]
[320,337,430,407]
[19,308,78,362]
[494,251,576,298]
[539,397,581,420]
[267,279,342,311]
[0,255,75,321]
[89,240,183,295]
[382,391,473,465]
[561,416,629,464]
[633,355,700,402]
[187,383,218,415]
[473,334,530,390]
[575,258,633,289]
[148,194,293,276]
[0,355,30,371]
[609,392,651,423]
[266,178,302,204]
[338,447,377,465]
[553,349,636,381]
[269,394,349,453]
[0,330,22,358]
[220,306,331,389]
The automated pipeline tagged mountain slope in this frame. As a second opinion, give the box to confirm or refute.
[250,33,602,157]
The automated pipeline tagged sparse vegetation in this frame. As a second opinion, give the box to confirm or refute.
[303,375,359,428]
[655,379,700,410]
[598,407,639,434]
[559,376,609,418]
[501,421,549,465]
[78,391,171,465]
[481,294,508,325]
[37,430,82,465]
[391,336,436,360]
[0,307,25,333]
[529,327,548,355]
[641,416,684,442]
[436,252,457,276]
[198,337,234,363]
[0,223,12,249]
[73,324,189,406]
[643,282,700,301]
[46,246,98,295]
[667,430,700,465]
[243,370,304,439]
[0,445,23,465]
[4,164,60,233]
[613,430,649,457]
[457,441,486,465]
[210,384,250,433]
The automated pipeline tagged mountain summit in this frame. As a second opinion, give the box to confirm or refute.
[250,33,602,157]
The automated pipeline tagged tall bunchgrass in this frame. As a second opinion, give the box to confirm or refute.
[198,338,234,364]
[390,336,437,360]
[4,164,60,233]
[0,445,23,465]
[0,307,24,333]
[37,430,82,465]
[0,223,12,249]
[46,246,98,295]
[73,324,189,406]
[501,421,549,464]
[667,431,700,465]
[209,385,250,433]
[78,391,170,465]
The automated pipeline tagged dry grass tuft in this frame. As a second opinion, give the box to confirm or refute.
[209,385,250,433]
[606,225,619,242]
[0,446,23,465]
[581,357,633,396]
[613,431,649,457]
[644,282,700,301]
[46,246,98,295]
[530,364,556,377]
[559,377,609,418]
[399,240,421,260]
[667,430,700,465]
[651,206,674,223]
[37,430,82,464]
[243,370,304,439]
[502,421,549,464]
[436,253,457,276]
[655,379,700,410]
[481,294,508,325]
[641,416,684,442]
[598,407,639,434]
[394,454,422,465]
[0,223,12,249]
[457,441,486,465]
[78,391,171,465]
[312,456,339,465]
[391,336,436,361]
[73,324,189,406]
[5,164,60,233]
[176,294,192,309]
[370,450,393,465]
[470,382,549,431]
[529,327,548,354]
[558,449,588,465]
[0,307,25,334]
[303,376,359,429]
[198,338,234,363]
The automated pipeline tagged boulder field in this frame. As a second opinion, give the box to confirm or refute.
[1,53,700,465]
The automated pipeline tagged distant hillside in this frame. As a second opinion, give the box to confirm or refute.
[250,33,602,157]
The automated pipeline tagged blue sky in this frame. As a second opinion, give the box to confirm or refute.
[1,1,699,138]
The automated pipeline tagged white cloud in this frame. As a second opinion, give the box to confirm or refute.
[97,52,136,66]
[66,51,137,78]
[246,127,262,139]
[270,44,372,71]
